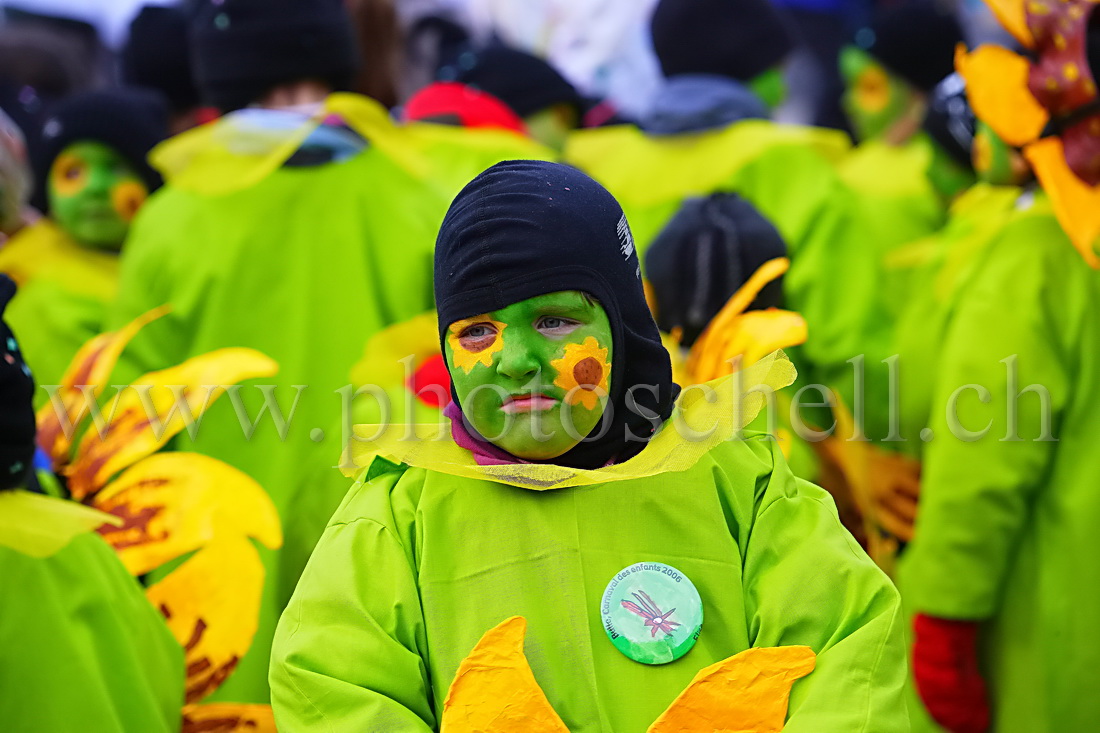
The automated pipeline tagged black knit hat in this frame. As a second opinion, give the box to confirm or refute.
[189,0,359,112]
[646,193,787,348]
[31,89,168,213]
[922,72,976,171]
[860,2,964,93]
[0,276,36,491]
[453,45,582,118]
[435,160,679,469]
[650,0,795,82]
[122,4,200,114]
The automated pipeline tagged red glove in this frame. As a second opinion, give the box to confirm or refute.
[912,614,990,733]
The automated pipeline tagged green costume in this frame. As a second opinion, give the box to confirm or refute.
[108,97,545,704]
[272,432,908,731]
[0,490,183,731]
[898,197,1100,732]
[0,219,119,400]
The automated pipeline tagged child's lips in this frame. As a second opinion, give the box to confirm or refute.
[501,393,560,414]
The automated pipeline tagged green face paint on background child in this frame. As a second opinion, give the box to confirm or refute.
[47,141,148,251]
[445,290,613,461]
[840,47,913,143]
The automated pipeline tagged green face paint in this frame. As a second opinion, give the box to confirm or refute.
[445,290,614,461]
[840,46,912,142]
[748,66,787,110]
[47,141,148,251]
[973,121,1025,185]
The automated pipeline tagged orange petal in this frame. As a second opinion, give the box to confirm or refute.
[441,617,570,733]
[648,646,816,733]
[182,703,276,733]
[956,44,1048,147]
[93,452,282,576]
[66,348,278,499]
[981,0,1035,47]
[35,305,170,469]
[147,538,266,704]
[1025,136,1100,268]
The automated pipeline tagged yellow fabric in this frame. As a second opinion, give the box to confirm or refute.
[66,347,278,498]
[955,45,1047,148]
[182,703,276,733]
[980,0,1034,47]
[1024,136,1100,268]
[0,490,119,559]
[441,617,570,733]
[0,219,118,298]
[647,646,817,733]
[342,350,797,489]
[93,451,282,576]
[35,305,170,467]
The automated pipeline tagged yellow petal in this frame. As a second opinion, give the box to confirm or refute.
[1024,136,1100,268]
[147,537,266,704]
[349,311,440,386]
[441,616,570,733]
[648,646,816,733]
[66,348,278,499]
[956,44,1048,147]
[981,0,1035,47]
[182,703,276,733]
[92,452,282,576]
[35,305,170,469]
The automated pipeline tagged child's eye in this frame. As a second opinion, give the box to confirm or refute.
[459,323,498,351]
[537,316,581,336]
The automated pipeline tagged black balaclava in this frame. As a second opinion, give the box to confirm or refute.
[452,45,582,119]
[435,160,679,470]
[189,0,360,113]
[0,276,36,490]
[31,89,169,213]
[646,193,787,348]
[650,0,795,83]
[122,5,200,115]
[860,2,964,94]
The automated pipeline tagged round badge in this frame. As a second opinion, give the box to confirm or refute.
[600,561,703,665]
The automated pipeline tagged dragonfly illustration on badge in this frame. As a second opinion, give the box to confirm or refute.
[622,590,681,637]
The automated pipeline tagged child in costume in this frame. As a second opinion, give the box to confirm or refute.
[0,276,183,731]
[271,161,908,731]
[901,1,1100,730]
[0,89,167,394]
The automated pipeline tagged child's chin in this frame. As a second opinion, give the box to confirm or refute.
[495,436,577,462]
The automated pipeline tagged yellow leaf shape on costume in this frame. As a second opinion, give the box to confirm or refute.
[66,348,278,499]
[955,44,1048,147]
[147,537,265,704]
[92,452,282,576]
[686,258,805,382]
[181,703,276,733]
[1025,136,1100,269]
[980,0,1034,47]
[441,616,570,733]
[648,646,816,733]
[349,310,440,387]
[35,305,170,469]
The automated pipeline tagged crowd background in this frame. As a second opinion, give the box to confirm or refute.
[0,0,1093,732]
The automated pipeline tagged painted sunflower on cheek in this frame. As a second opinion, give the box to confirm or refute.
[112,180,148,222]
[551,336,611,410]
[447,316,507,374]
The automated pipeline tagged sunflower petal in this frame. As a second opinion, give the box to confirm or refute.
[1025,136,1100,269]
[93,452,282,576]
[648,646,816,733]
[956,44,1048,147]
[66,348,278,499]
[35,305,170,469]
[181,703,276,733]
[441,616,570,733]
[981,0,1035,47]
[147,537,266,704]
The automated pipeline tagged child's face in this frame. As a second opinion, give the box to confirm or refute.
[445,290,613,460]
[48,141,148,250]
[840,46,912,142]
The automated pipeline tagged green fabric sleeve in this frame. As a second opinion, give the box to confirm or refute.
[270,469,436,732]
[903,214,1072,620]
[743,441,910,732]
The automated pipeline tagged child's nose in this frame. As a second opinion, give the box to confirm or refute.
[496,340,540,381]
